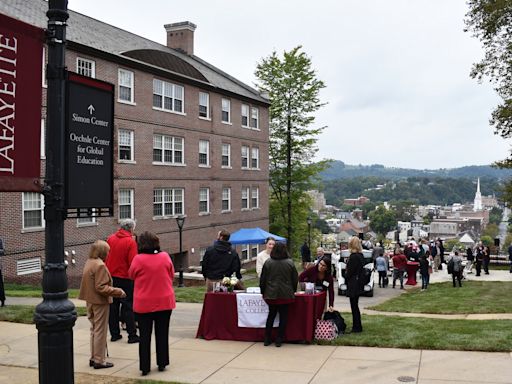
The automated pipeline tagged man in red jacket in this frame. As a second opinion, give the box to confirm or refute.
[106,219,140,343]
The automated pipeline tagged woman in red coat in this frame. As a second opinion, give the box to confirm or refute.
[128,232,176,376]
[299,257,334,311]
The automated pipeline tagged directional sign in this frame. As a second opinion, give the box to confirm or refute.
[65,72,114,211]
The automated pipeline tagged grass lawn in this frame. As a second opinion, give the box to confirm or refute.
[320,313,512,352]
[369,281,512,314]
[0,305,87,324]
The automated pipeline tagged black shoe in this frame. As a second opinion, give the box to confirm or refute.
[158,366,166,372]
[351,328,362,333]
[263,339,271,346]
[110,334,122,342]
[94,362,114,369]
[89,359,94,367]
[275,337,282,347]
[128,335,140,344]
[0,300,4,307]
[141,370,149,376]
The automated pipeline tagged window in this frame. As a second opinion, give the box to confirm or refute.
[153,135,184,165]
[241,146,249,168]
[153,188,184,217]
[241,104,249,127]
[241,245,249,260]
[153,79,184,113]
[42,46,47,88]
[252,187,259,209]
[250,107,259,129]
[118,69,134,103]
[118,129,134,161]
[40,119,45,159]
[221,143,231,167]
[221,98,230,123]
[199,247,207,263]
[199,92,209,118]
[22,192,44,229]
[77,208,96,225]
[251,245,259,258]
[241,187,249,210]
[199,140,209,166]
[118,189,134,220]
[76,57,95,78]
[199,188,209,214]
[222,187,231,212]
[251,147,259,169]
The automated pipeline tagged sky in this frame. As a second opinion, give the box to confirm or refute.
[69,0,511,170]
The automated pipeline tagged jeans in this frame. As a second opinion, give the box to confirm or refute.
[392,269,404,288]
[378,271,387,287]
[452,271,462,287]
[420,272,429,289]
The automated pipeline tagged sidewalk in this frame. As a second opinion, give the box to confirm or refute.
[1,270,511,383]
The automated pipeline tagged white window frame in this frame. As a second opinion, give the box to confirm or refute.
[251,245,259,258]
[153,79,185,114]
[42,46,47,88]
[199,187,210,214]
[40,119,45,159]
[241,104,249,127]
[153,188,184,218]
[118,129,135,163]
[250,107,259,129]
[221,98,231,124]
[251,186,260,209]
[118,68,135,104]
[199,92,210,119]
[198,140,210,167]
[76,57,96,78]
[153,134,184,166]
[221,143,231,168]
[241,187,250,210]
[251,147,259,169]
[22,192,45,230]
[241,145,249,169]
[222,187,231,212]
[77,208,97,226]
[118,189,134,220]
[241,245,249,260]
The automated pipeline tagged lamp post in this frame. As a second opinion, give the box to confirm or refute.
[176,215,185,287]
[34,2,77,383]
[307,216,312,249]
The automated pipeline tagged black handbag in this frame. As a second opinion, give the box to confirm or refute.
[323,310,346,334]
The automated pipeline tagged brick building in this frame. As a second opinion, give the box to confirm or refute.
[0,0,270,286]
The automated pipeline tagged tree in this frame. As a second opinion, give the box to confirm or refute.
[489,206,503,225]
[368,205,397,236]
[482,223,499,239]
[465,2,512,171]
[255,47,329,254]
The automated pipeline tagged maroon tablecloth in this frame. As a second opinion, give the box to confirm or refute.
[196,291,326,342]
[405,261,419,285]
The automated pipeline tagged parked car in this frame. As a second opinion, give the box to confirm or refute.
[336,249,374,297]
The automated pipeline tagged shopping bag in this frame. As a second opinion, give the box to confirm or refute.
[314,319,337,341]
[323,310,346,334]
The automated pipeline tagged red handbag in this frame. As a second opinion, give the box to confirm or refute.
[314,319,337,341]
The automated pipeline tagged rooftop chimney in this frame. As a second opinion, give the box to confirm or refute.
[164,21,196,55]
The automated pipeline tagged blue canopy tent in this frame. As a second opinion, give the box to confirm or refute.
[229,227,286,245]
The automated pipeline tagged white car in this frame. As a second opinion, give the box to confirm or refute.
[336,249,374,297]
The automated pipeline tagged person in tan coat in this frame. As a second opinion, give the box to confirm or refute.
[79,240,126,369]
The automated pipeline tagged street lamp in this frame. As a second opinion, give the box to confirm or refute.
[175,215,186,287]
[307,216,312,249]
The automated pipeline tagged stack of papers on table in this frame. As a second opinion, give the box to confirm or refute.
[246,287,261,294]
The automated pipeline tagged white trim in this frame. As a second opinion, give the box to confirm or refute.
[118,68,135,103]
[76,57,96,78]
[22,192,45,230]
[118,189,134,220]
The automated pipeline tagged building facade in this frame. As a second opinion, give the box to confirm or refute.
[0,0,270,286]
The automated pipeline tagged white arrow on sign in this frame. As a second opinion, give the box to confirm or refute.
[87,105,95,115]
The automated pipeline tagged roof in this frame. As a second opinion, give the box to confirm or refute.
[229,228,286,245]
[0,0,269,104]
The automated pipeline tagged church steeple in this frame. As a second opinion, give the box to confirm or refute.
[474,177,482,211]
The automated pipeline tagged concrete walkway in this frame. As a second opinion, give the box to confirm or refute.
[1,269,512,383]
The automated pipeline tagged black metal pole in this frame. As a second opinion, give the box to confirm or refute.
[308,223,311,249]
[34,1,77,384]
[178,226,184,287]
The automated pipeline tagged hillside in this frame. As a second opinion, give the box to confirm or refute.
[320,161,512,181]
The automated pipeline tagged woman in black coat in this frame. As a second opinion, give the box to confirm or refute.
[345,236,364,333]
[259,242,299,347]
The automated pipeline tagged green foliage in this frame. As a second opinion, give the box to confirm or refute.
[368,205,397,235]
[444,239,464,253]
[503,233,512,249]
[255,46,329,253]
[480,235,493,247]
[489,206,503,225]
[482,223,499,239]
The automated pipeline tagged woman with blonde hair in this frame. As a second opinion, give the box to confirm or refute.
[345,236,364,333]
[79,240,126,369]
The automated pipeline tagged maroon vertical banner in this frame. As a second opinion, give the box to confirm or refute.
[0,14,44,192]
